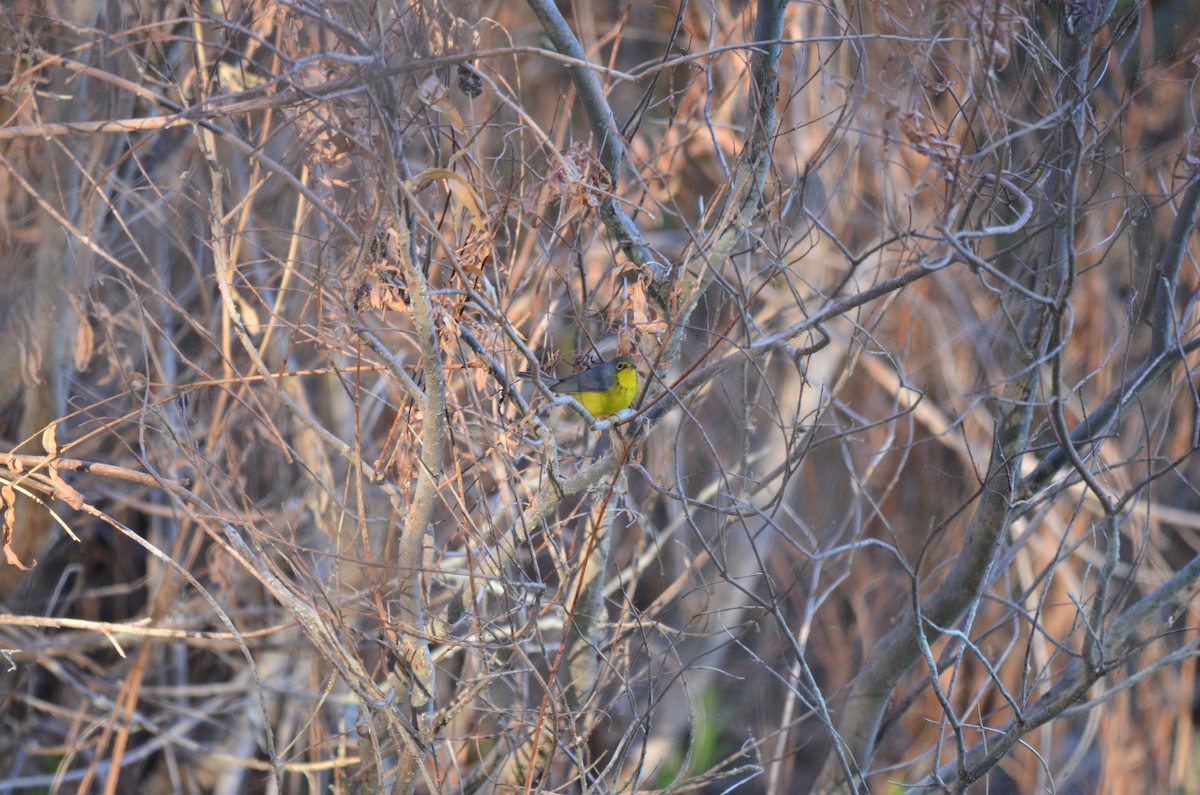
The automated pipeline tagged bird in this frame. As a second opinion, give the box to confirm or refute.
[523,354,639,417]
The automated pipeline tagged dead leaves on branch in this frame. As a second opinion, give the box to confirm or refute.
[894,108,963,185]
[540,141,614,230]
[615,271,668,337]
[0,424,84,573]
[0,482,27,571]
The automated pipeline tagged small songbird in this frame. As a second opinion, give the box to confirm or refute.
[524,355,639,417]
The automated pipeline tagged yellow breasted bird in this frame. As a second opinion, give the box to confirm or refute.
[525,354,639,417]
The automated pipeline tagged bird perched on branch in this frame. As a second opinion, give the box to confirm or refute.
[522,354,639,418]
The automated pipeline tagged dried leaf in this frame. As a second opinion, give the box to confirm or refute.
[73,311,94,370]
[417,75,466,133]
[42,423,86,511]
[367,282,410,312]
[41,422,59,457]
[620,274,669,335]
[234,289,262,335]
[406,168,487,231]
[48,462,86,512]
[457,63,483,98]
[456,226,496,276]
[539,142,614,232]
[1,483,32,571]
[18,336,42,387]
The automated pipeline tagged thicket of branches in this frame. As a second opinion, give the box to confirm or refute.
[3,0,1200,792]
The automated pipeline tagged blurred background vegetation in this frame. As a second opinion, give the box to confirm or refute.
[3,0,1200,792]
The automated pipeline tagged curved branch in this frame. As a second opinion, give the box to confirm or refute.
[525,0,665,282]
[1151,167,1200,355]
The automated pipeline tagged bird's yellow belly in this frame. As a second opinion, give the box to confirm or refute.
[573,382,636,417]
